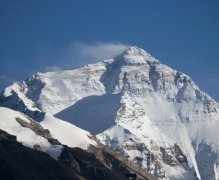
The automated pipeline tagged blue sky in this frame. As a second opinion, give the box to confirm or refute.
[0,0,219,100]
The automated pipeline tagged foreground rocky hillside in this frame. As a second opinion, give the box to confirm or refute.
[0,108,154,180]
[0,117,153,180]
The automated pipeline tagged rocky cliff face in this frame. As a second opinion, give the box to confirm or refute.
[0,129,153,180]
[0,129,80,180]
[1,46,219,179]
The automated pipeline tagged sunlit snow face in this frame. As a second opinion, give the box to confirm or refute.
[2,46,219,180]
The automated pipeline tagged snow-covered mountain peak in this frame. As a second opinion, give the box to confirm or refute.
[2,46,219,179]
[114,46,157,66]
[121,46,150,57]
[122,46,148,56]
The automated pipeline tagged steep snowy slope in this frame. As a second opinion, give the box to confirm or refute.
[0,107,95,158]
[1,46,219,179]
[0,107,62,159]
[41,114,95,149]
[0,62,106,115]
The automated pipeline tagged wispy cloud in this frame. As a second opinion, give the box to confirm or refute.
[44,66,63,72]
[66,41,130,63]
[34,41,130,72]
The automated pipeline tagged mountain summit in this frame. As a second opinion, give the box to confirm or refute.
[1,46,219,179]
[115,46,157,65]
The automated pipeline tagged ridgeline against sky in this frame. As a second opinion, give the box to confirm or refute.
[0,0,219,100]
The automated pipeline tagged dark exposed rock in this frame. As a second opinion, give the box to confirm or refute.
[0,91,45,121]
[33,143,41,150]
[0,129,155,180]
[0,129,80,180]
[160,147,178,167]
[15,117,61,145]
[59,144,154,180]
[174,144,189,169]
[48,138,61,145]
[60,146,127,180]
[88,143,156,180]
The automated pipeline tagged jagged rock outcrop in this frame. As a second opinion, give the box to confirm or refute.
[0,129,80,180]
[15,117,61,145]
[0,128,156,180]
[60,145,154,180]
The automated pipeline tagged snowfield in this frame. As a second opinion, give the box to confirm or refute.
[0,107,95,159]
[0,107,62,159]
[41,114,95,149]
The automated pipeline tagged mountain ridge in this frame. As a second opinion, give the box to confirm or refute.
[1,46,219,179]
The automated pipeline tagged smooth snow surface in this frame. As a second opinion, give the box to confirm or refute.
[0,107,95,158]
[0,107,62,159]
[55,94,121,134]
[41,114,95,149]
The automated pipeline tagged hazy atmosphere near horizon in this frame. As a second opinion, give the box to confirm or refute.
[1,0,219,100]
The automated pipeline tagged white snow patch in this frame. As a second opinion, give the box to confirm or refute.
[0,107,62,159]
[41,114,96,150]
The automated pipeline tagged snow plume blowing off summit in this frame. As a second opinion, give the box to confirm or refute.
[1,46,219,179]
